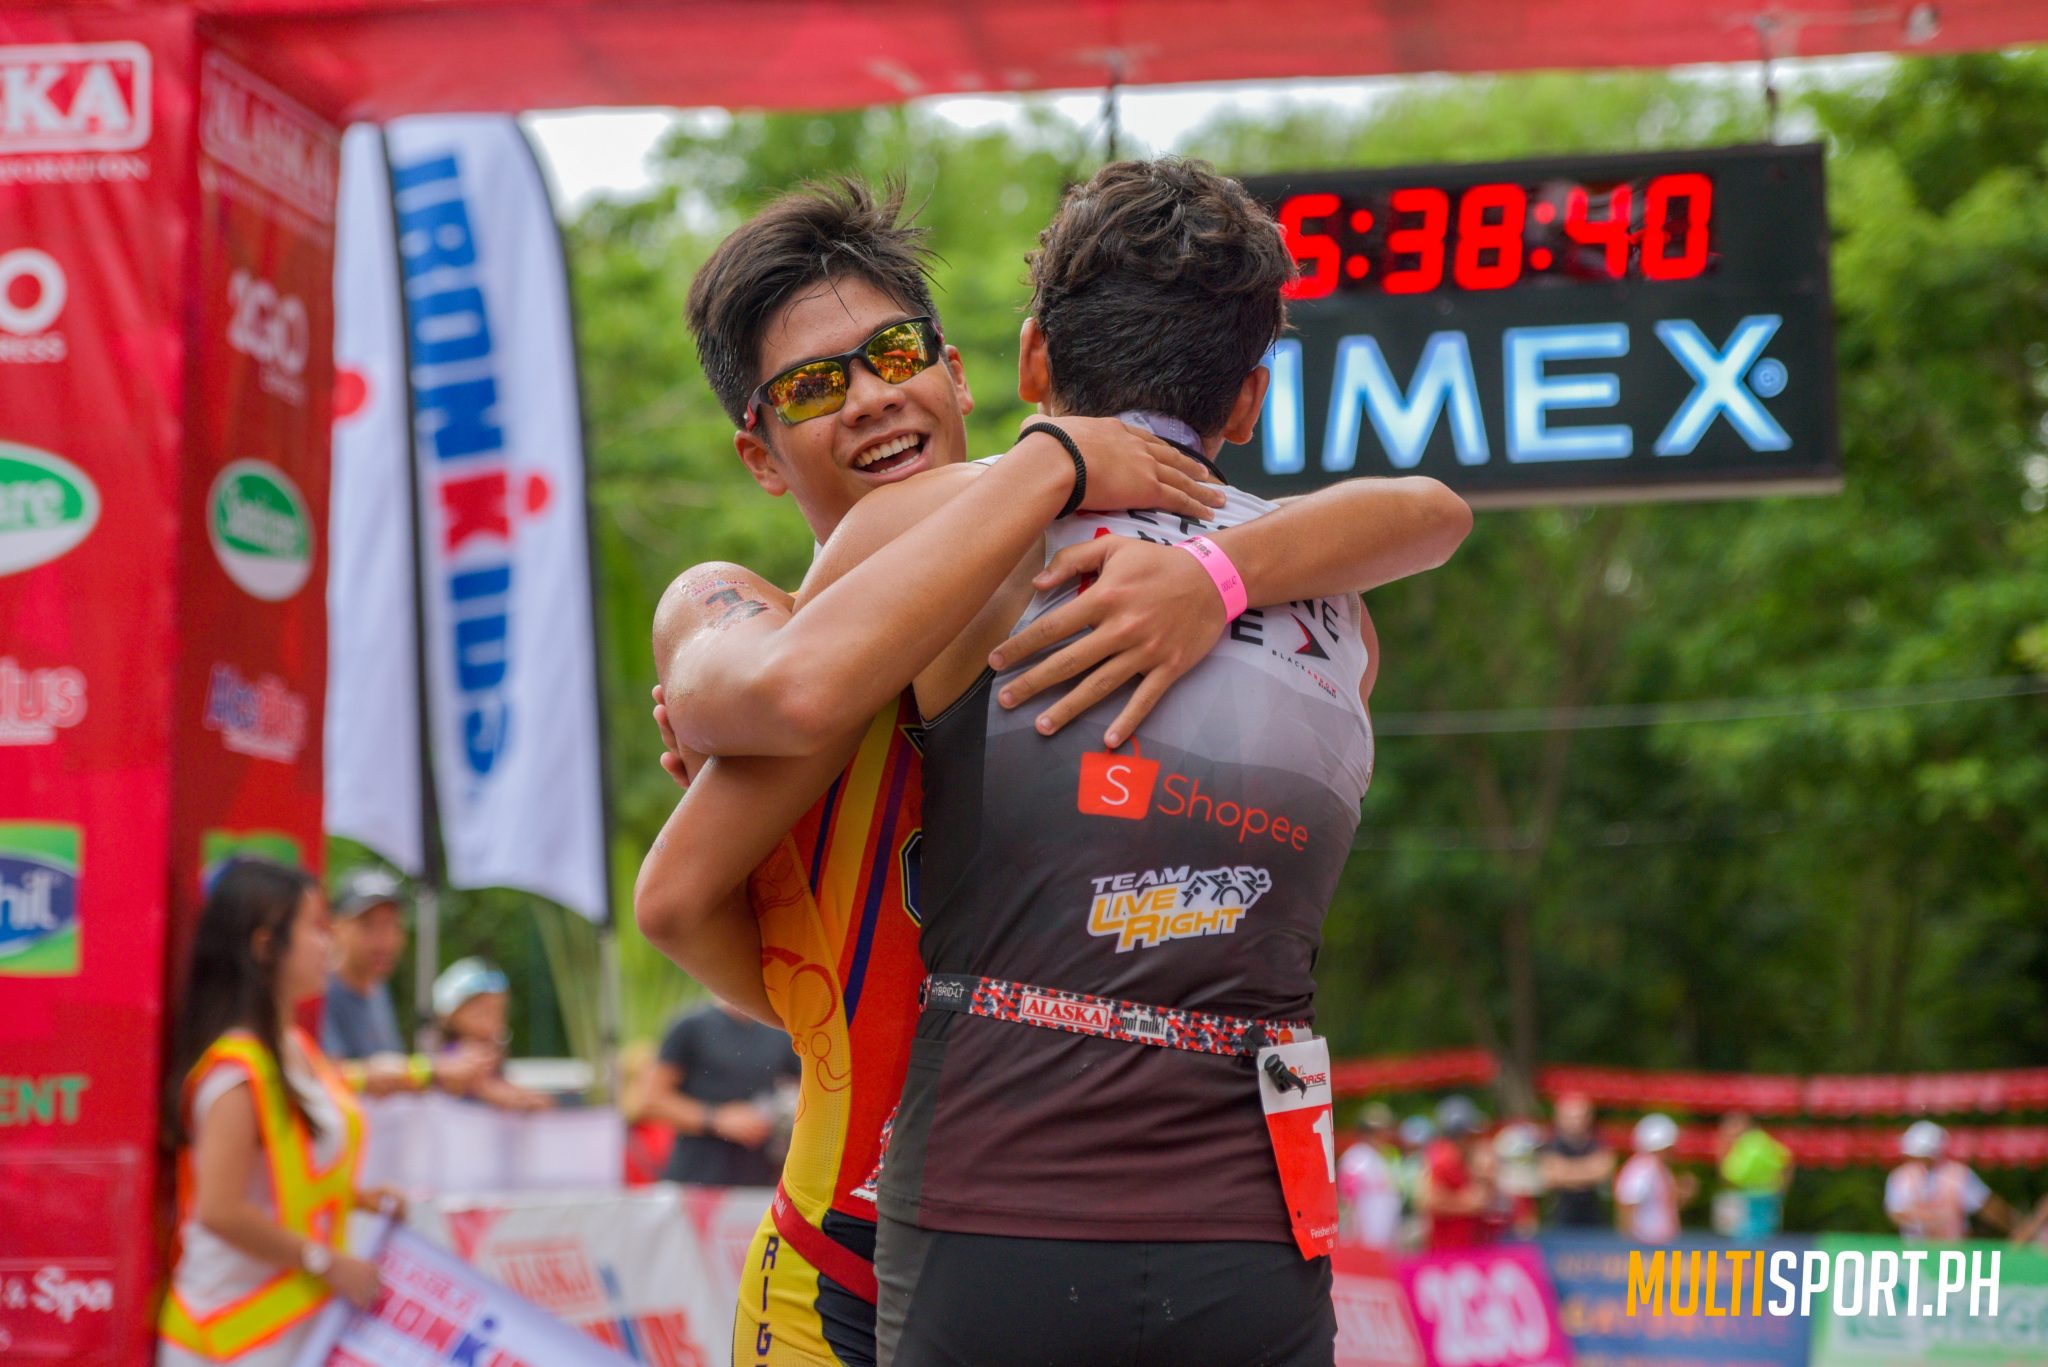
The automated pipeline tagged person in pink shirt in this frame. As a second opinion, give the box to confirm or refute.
[1615,1113,1695,1243]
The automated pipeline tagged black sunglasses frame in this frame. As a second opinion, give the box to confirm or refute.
[745,316,945,430]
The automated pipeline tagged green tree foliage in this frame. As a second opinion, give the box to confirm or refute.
[550,58,2046,1226]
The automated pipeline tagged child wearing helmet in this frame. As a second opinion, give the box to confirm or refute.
[432,957,552,1112]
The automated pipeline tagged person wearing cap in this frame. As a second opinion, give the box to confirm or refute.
[1418,1095,1495,1251]
[432,957,552,1112]
[1885,1121,2011,1240]
[1615,1113,1695,1243]
[320,870,489,1098]
[1338,1103,1403,1251]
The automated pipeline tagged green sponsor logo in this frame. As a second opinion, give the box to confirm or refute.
[0,443,100,576]
[208,459,312,601]
[0,822,81,977]
[201,829,304,890]
[0,1074,89,1126]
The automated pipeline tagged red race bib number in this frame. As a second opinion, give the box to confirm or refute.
[1257,1036,1338,1259]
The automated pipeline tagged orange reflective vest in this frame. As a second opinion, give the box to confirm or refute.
[159,1028,364,1360]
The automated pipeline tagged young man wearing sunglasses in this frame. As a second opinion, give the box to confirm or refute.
[639,171,1468,1367]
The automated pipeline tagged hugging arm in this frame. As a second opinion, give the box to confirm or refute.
[986,474,1465,743]
[658,421,1214,759]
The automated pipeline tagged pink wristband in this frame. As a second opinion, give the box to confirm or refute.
[1176,536,1249,621]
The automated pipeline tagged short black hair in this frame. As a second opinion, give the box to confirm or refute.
[1028,158,1292,435]
[686,178,940,428]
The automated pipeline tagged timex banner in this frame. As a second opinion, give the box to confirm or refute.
[1235,144,1839,506]
[327,116,609,925]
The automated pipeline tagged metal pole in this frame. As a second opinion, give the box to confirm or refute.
[379,123,448,1047]
[414,883,440,1050]
[516,122,623,1100]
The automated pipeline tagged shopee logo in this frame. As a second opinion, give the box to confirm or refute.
[1077,748,1159,819]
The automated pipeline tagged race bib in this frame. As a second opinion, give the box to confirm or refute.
[1257,1035,1338,1259]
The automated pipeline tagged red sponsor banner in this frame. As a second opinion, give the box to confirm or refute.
[1333,1050,1501,1097]
[0,10,193,1366]
[1619,1122,2048,1169]
[164,46,338,986]
[1333,1054,2048,1118]
[1541,1064,2048,1117]
[1398,1243,1574,1367]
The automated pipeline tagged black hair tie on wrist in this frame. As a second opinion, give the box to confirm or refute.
[1021,421,1087,519]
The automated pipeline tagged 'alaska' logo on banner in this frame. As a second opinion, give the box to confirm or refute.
[0,823,82,978]
[204,663,308,763]
[208,459,313,601]
[0,442,99,576]
[0,248,68,364]
[198,52,338,224]
[0,43,151,156]
[393,149,558,781]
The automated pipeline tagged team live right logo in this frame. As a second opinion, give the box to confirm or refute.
[0,249,66,365]
[226,269,309,405]
[0,822,82,978]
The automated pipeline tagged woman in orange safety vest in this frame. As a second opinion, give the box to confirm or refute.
[158,859,403,1365]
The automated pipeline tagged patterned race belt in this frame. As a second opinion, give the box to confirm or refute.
[919,973,1310,1059]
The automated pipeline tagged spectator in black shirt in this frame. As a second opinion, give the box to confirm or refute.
[1540,1091,1615,1228]
[640,1001,799,1187]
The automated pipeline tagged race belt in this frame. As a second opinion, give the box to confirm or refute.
[919,973,1309,1058]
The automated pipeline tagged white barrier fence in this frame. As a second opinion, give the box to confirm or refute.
[408,1185,774,1367]
[357,1093,625,1196]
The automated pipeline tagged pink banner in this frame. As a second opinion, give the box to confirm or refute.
[1334,1247,1428,1367]
[1398,1244,1573,1367]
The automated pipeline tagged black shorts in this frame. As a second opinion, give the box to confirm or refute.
[874,1217,1333,1367]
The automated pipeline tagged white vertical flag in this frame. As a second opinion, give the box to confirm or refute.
[326,124,424,877]
[384,116,610,925]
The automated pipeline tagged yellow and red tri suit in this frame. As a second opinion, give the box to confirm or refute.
[159,1028,364,1361]
[733,696,925,1367]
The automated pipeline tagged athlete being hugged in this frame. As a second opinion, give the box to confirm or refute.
[636,169,1469,1367]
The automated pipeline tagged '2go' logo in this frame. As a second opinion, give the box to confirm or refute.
[1410,1261,1557,1367]
[227,269,308,379]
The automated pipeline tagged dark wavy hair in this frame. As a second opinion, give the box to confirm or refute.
[686,176,941,429]
[1028,157,1293,435]
[163,858,321,1148]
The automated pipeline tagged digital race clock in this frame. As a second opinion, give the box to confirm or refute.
[1228,144,1840,505]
